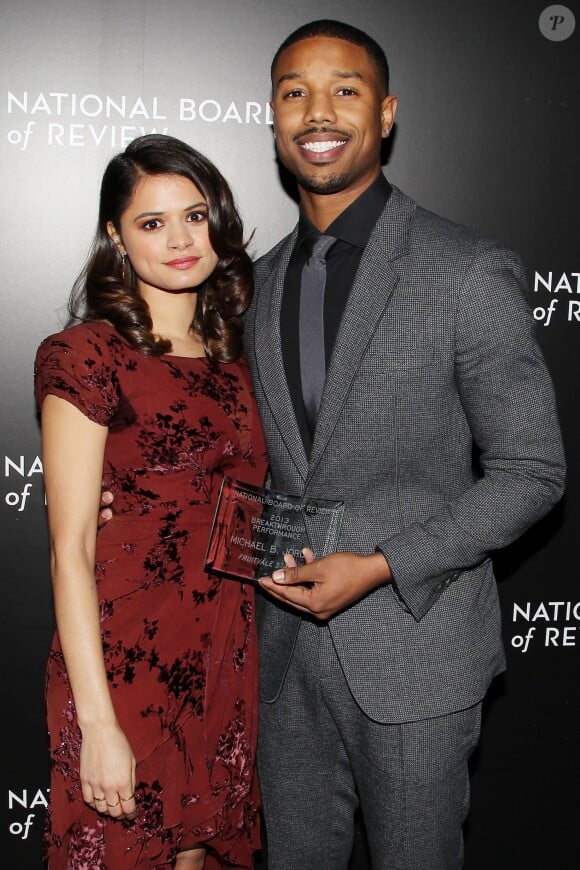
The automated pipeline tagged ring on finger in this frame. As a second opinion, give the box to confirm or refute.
[106,798,121,808]
[94,796,106,803]
[120,793,135,802]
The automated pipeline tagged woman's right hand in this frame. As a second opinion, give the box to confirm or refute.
[40,397,134,819]
[80,722,137,820]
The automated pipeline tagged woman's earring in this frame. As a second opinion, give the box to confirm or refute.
[121,253,126,282]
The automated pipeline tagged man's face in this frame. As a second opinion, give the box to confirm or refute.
[271,36,397,198]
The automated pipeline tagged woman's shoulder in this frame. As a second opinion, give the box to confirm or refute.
[227,354,256,391]
[34,322,125,423]
[36,321,131,366]
[38,320,117,351]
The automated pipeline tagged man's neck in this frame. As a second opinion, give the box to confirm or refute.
[298,174,381,232]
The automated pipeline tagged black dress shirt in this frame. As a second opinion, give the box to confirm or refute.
[281,172,392,451]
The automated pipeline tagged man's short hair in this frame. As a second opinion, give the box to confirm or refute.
[271,19,390,96]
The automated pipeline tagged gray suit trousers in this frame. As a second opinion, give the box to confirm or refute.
[258,620,482,870]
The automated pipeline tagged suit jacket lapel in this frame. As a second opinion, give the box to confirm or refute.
[254,227,310,481]
[307,190,415,483]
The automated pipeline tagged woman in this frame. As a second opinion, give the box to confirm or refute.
[35,134,267,869]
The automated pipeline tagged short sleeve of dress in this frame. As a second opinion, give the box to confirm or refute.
[34,324,121,427]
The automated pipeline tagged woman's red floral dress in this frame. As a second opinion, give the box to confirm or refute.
[35,322,268,869]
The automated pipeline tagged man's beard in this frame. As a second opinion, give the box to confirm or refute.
[295,169,351,195]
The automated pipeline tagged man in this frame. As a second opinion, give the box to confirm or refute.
[245,18,565,870]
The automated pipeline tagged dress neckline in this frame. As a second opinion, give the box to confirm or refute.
[86,321,212,362]
[161,353,211,362]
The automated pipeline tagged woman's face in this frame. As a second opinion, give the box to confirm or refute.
[108,173,219,297]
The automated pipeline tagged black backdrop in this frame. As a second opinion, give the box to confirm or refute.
[2,1,578,866]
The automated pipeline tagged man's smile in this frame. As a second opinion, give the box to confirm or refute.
[300,140,348,153]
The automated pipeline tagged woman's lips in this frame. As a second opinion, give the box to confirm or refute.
[164,257,200,269]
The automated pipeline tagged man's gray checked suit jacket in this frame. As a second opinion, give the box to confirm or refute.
[245,185,565,723]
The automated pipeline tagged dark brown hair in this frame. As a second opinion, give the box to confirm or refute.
[68,134,253,362]
[271,19,390,96]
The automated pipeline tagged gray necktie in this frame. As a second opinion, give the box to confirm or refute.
[299,234,335,434]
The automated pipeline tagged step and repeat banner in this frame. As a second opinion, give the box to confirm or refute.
[1,1,577,867]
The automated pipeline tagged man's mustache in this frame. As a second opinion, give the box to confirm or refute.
[292,127,351,141]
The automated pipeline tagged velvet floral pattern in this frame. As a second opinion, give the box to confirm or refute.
[35,322,268,869]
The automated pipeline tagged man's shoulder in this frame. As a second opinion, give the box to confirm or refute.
[389,185,505,258]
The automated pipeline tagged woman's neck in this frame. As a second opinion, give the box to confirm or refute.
[141,288,205,357]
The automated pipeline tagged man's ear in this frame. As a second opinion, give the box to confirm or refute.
[381,95,398,138]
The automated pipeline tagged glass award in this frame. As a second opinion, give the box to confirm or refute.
[205,476,345,581]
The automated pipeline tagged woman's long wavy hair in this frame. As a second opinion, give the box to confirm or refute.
[68,134,253,362]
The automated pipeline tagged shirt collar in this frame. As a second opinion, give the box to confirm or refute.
[297,173,392,250]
